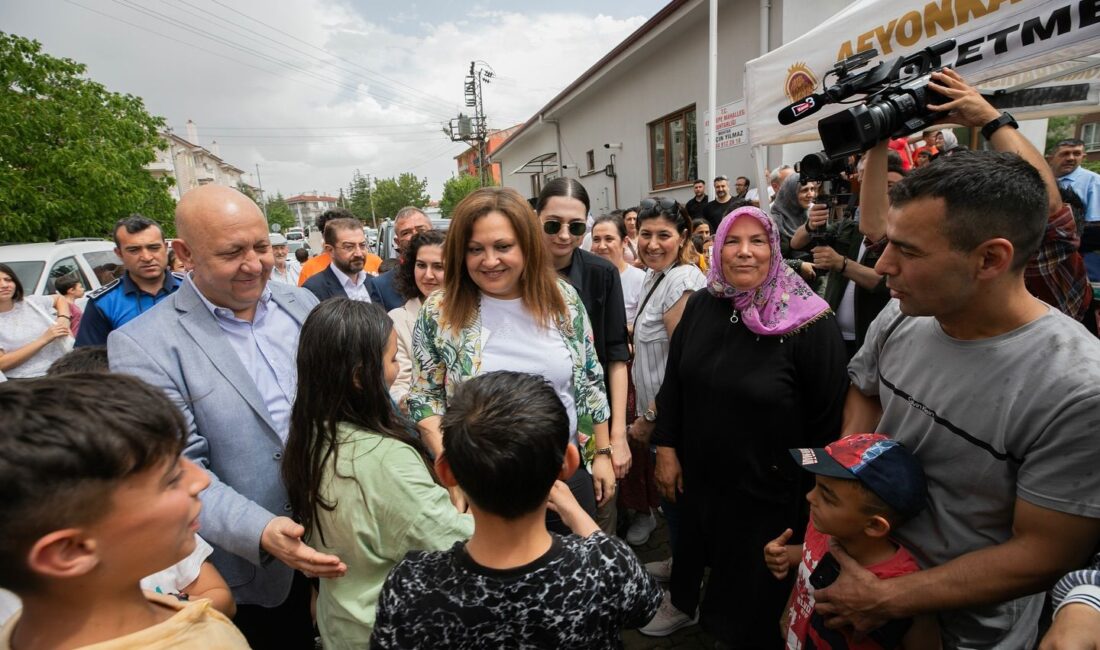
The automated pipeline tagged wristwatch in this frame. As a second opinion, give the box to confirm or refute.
[981,111,1018,140]
[595,446,613,457]
[643,408,657,422]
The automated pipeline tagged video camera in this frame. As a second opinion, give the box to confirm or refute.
[778,39,955,159]
[795,152,851,248]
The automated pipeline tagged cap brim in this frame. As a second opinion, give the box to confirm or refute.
[789,447,854,479]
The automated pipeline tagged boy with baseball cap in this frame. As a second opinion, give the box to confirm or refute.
[763,434,940,649]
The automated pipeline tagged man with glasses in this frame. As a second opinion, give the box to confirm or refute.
[703,175,738,232]
[372,206,433,309]
[302,217,383,303]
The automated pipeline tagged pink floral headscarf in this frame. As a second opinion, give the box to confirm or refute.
[706,206,830,337]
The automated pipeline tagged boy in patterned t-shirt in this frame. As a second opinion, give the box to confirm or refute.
[763,434,940,650]
[371,371,661,649]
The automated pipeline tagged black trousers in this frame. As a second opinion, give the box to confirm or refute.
[233,570,315,650]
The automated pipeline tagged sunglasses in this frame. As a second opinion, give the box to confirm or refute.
[543,220,587,236]
[639,197,680,214]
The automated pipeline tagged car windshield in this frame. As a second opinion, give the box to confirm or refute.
[3,261,45,293]
[286,232,304,240]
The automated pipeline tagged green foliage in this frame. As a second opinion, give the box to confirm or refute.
[1045,116,1079,155]
[346,169,374,225]
[265,192,296,232]
[439,174,482,218]
[1083,161,1100,175]
[0,32,175,242]
[372,173,430,222]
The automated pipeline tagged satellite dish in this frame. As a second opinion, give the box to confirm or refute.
[271,223,282,233]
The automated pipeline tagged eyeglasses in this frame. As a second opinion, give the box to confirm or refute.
[337,242,368,253]
[543,220,587,236]
[638,198,680,215]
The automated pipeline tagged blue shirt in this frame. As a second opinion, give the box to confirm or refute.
[75,270,183,347]
[189,275,301,440]
[1058,165,1100,222]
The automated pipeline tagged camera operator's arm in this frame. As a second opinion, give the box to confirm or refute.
[790,203,829,250]
[858,141,890,243]
[927,68,1060,216]
[811,246,883,291]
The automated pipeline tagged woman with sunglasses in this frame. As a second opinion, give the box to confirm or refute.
[536,178,632,535]
[627,199,706,569]
[408,187,613,530]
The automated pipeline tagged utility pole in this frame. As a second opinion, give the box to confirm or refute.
[446,61,493,186]
[367,173,377,229]
[254,163,268,218]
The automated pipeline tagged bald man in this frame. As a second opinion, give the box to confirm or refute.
[108,185,335,648]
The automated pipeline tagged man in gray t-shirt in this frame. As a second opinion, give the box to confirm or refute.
[812,70,1100,649]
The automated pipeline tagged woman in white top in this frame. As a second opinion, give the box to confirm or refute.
[388,229,445,412]
[622,207,641,266]
[590,213,645,323]
[0,263,72,379]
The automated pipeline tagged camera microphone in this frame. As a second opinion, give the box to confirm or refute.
[778,92,829,125]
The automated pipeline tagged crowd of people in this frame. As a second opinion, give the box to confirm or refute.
[2,69,1100,650]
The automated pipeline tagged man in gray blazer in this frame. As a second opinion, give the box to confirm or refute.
[109,185,345,648]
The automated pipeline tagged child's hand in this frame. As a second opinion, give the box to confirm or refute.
[547,480,599,537]
[765,528,795,579]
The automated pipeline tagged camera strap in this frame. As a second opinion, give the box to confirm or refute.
[633,271,668,335]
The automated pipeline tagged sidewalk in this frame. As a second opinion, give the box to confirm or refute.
[622,513,717,649]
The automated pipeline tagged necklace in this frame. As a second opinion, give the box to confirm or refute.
[729,307,740,324]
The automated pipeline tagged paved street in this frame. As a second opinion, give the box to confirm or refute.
[622,513,717,650]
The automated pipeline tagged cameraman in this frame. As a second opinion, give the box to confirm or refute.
[788,165,899,358]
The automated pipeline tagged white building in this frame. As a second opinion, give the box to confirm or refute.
[146,120,259,201]
[491,0,858,212]
[286,194,340,230]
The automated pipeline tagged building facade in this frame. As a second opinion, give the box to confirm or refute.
[146,120,258,201]
[490,0,861,212]
[455,125,523,185]
[286,194,340,230]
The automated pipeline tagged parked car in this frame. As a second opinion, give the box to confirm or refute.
[0,239,122,306]
[373,218,450,260]
[286,229,305,242]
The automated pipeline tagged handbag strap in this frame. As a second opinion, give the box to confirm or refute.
[633,270,668,332]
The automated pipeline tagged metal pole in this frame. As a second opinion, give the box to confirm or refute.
[367,173,377,229]
[254,163,268,218]
[707,0,718,183]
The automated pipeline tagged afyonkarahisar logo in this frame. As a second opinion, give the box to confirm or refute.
[785,62,818,104]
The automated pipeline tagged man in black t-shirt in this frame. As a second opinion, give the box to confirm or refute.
[703,175,736,231]
[685,179,708,225]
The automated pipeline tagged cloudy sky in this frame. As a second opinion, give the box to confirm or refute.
[2,0,667,202]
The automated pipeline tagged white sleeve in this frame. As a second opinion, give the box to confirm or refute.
[138,534,214,594]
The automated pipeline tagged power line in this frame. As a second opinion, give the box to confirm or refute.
[190,123,440,130]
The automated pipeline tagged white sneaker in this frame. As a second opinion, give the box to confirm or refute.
[644,557,672,582]
[625,511,657,546]
[638,591,698,637]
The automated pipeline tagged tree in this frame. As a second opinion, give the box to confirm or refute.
[439,174,481,218]
[1046,116,1079,155]
[372,173,429,222]
[265,192,296,232]
[347,169,374,225]
[0,32,175,242]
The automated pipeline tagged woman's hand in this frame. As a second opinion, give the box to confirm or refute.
[40,321,70,342]
[448,485,469,513]
[811,246,846,273]
[547,480,600,537]
[591,454,616,506]
[610,429,632,479]
[628,418,655,444]
[806,203,829,231]
[798,262,817,282]
[654,446,683,502]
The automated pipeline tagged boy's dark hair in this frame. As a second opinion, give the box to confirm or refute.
[47,346,109,375]
[54,275,82,297]
[441,371,569,519]
[295,247,309,263]
[854,482,910,528]
[316,207,356,234]
[112,214,163,247]
[888,150,1046,271]
[0,374,188,592]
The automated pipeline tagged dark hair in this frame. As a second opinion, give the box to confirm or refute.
[395,229,446,301]
[167,248,179,269]
[316,207,356,235]
[736,176,750,187]
[0,374,188,592]
[692,219,709,232]
[693,179,706,186]
[591,213,627,240]
[47,347,109,375]
[0,263,24,302]
[282,299,432,545]
[714,175,728,183]
[1060,185,1087,239]
[1054,138,1085,152]
[637,197,691,233]
[323,217,363,246]
[691,233,707,254]
[441,371,569,518]
[112,214,162,247]
[889,150,1046,270]
[54,275,82,297]
[295,247,309,263]
[886,161,908,177]
[536,177,590,215]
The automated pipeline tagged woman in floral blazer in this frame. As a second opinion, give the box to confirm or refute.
[408,187,614,525]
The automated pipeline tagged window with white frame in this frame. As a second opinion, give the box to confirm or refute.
[1083,123,1100,151]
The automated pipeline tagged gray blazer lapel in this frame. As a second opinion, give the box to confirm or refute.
[269,282,314,324]
[175,283,280,435]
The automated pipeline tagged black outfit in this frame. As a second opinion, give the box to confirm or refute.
[371,532,662,649]
[794,218,891,354]
[702,198,736,232]
[561,248,630,382]
[301,265,385,304]
[371,267,405,310]
[652,290,848,647]
[232,570,315,650]
[686,195,709,225]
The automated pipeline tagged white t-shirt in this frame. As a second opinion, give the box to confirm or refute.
[479,295,577,441]
[620,264,646,323]
[745,186,775,203]
[140,534,214,595]
[0,296,69,378]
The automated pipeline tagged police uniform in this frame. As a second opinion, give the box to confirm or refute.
[74,270,184,347]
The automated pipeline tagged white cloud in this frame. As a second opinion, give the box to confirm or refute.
[2,0,650,203]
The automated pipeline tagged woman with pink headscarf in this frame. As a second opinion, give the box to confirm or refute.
[640,206,848,646]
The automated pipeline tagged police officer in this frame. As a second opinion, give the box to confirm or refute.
[75,215,183,347]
